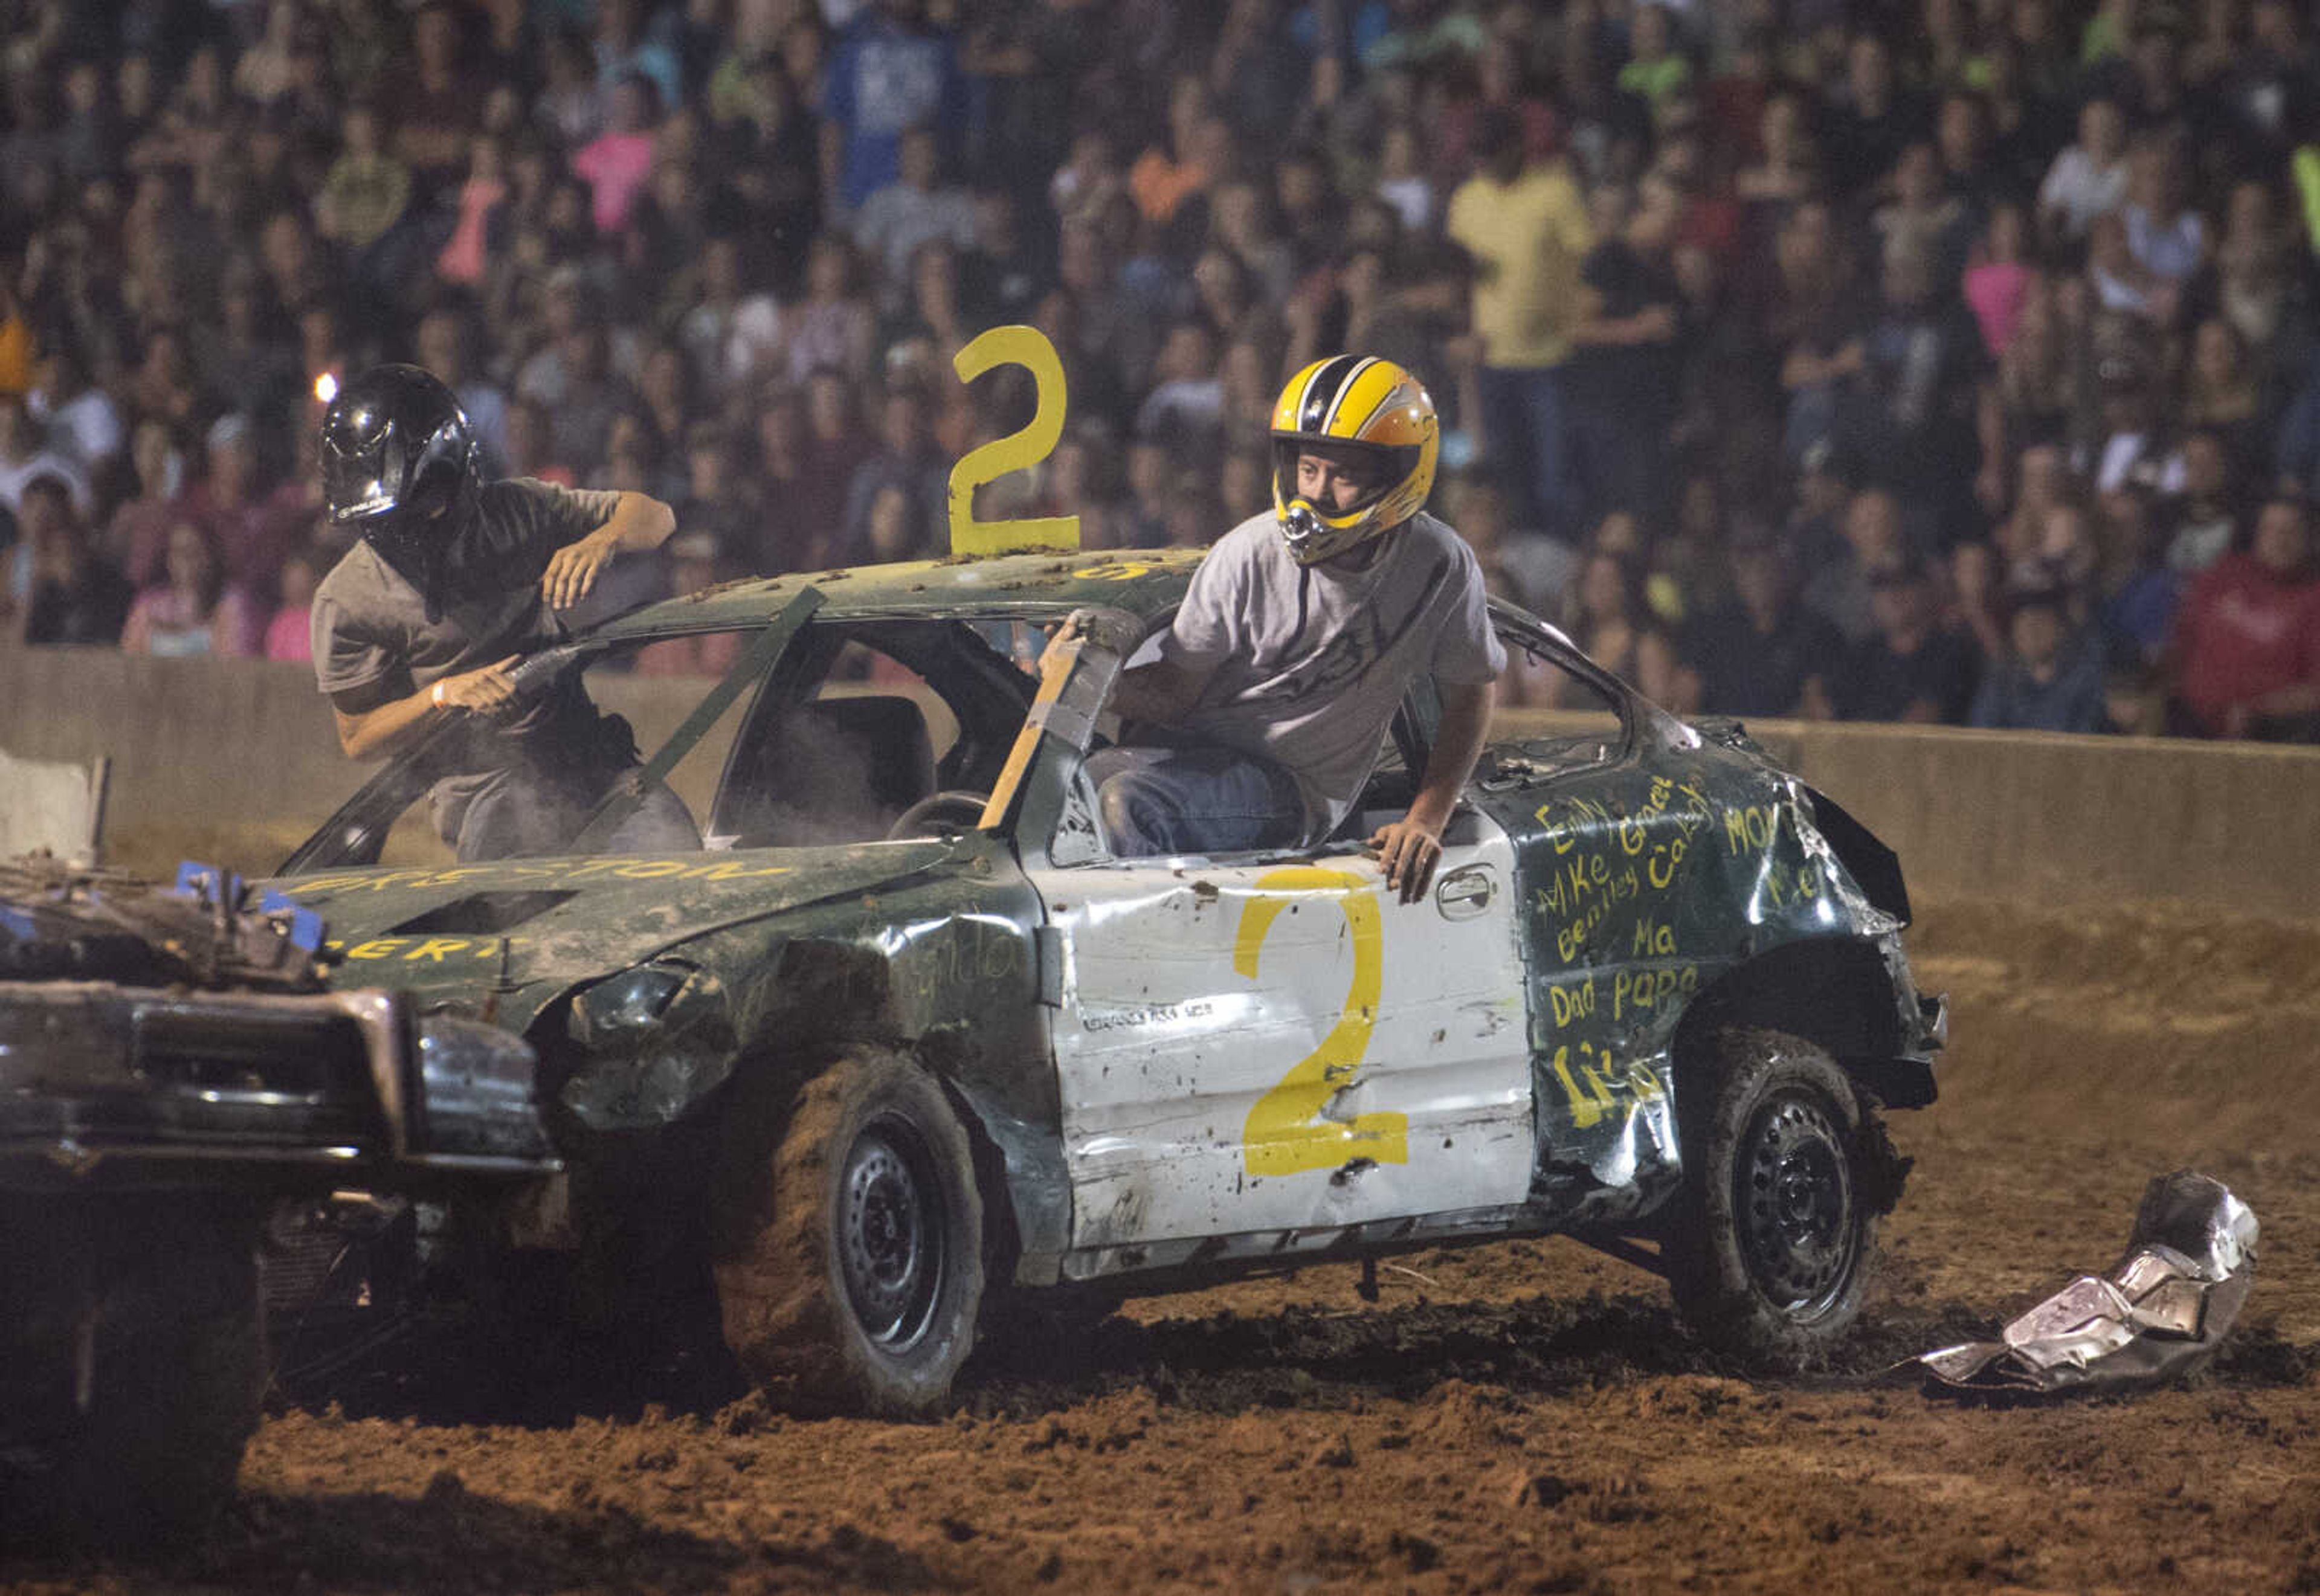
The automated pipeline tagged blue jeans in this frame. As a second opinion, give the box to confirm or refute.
[1083,745,1308,858]
[1477,364,1577,540]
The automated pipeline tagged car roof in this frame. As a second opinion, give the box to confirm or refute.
[585,547,1211,643]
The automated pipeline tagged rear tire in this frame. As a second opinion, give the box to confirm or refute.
[714,1050,984,1418]
[1663,1029,1886,1369]
[0,1198,265,1549]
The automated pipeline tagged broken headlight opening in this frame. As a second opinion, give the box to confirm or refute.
[569,965,692,1041]
[560,962,740,1128]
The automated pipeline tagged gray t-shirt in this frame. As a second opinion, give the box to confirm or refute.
[1162,510,1507,838]
[311,477,624,840]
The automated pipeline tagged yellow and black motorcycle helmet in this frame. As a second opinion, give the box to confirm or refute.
[1268,355,1439,565]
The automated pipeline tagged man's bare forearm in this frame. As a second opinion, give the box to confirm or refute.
[335,685,441,761]
[1408,681,1493,829]
[601,491,677,553]
[334,655,521,760]
[543,494,674,610]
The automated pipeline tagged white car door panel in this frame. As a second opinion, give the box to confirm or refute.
[1036,811,1533,1251]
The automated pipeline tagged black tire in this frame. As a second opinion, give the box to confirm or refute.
[714,1050,985,1418]
[1663,1029,1887,1369]
[0,1197,265,1549]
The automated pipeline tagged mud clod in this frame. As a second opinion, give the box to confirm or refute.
[1510,1472,1574,1508]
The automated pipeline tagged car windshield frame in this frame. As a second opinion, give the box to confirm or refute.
[275,592,1109,875]
[275,590,823,874]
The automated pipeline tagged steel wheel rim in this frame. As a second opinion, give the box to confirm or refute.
[837,1114,946,1353]
[1733,1089,1857,1320]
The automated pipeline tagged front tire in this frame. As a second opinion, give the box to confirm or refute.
[714,1050,984,1418]
[1664,1029,1889,1369]
[0,1197,265,1549]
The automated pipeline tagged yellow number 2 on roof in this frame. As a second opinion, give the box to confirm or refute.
[947,324,1081,556]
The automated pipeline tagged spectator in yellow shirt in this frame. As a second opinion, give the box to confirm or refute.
[314,103,411,252]
[1445,108,1593,540]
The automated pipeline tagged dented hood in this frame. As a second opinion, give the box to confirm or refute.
[256,840,962,1021]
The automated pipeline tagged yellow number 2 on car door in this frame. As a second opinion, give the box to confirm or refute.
[1234,867,1409,1176]
[947,324,1080,556]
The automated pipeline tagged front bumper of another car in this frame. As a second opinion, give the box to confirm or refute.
[0,981,559,1192]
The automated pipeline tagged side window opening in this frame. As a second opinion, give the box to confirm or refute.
[349,629,767,869]
[1483,620,1628,786]
[707,619,1029,849]
[585,637,767,848]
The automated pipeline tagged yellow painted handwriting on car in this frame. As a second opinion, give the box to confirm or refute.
[947,325,1079,556]
[1722,805,1782,854]
[326,936,526,961]
[282,860,794,895]
[1232,867,1409,1177]
[1550,1038,1666,1131]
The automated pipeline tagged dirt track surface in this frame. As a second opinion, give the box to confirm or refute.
[7,898,2318,1594]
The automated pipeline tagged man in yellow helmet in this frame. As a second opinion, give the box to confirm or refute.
[1054,355,1505,903]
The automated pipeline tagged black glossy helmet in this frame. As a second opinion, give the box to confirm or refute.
[320,364,476,547]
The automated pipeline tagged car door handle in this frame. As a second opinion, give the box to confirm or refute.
[1435,864,1495,919]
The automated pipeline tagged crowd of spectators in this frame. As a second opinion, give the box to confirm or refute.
[3,0,2319,738]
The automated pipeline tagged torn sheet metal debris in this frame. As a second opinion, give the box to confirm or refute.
[1920,1170,2258,1394]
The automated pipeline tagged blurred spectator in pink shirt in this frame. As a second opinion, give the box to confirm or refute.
[185,414,297,600]
[264,549,319,663]
[121,519,262,658]
[107,419,190,588]
[1962,202,2034,358]
[436,134,509,288]
[573,74,660,237]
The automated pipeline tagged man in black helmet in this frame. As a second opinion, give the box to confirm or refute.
[311,362,698,861]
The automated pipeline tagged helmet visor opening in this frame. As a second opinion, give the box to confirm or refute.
[1272,436,1420,521]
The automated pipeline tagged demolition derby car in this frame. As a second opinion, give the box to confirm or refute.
[254,547,1945,1418]
[0,857,546,1542]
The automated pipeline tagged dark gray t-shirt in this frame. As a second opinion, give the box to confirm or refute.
[311,477,624,840]
[1161,510,1507,838]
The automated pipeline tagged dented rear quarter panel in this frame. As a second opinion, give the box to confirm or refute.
[1469,713,1924,1229]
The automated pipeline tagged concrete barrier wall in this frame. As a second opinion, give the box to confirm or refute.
[5,642,2315,917]
[1,645,350,869]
